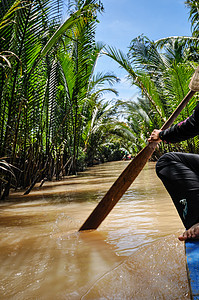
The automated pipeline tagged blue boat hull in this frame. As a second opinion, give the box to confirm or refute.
[185,240,199,300]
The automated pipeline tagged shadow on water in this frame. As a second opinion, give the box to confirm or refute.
[0,161,190,299]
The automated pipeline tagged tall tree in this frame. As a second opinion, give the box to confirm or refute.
[0,0,106,196]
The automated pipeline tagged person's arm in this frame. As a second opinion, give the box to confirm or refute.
[149,101,199,144]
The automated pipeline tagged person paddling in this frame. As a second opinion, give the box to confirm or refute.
[148,67,199,241]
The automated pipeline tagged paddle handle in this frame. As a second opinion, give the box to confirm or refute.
[79,90,196,231]
[161,90,195,130]
[79,141,158,231]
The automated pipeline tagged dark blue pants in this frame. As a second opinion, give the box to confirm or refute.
[156,152,199,229]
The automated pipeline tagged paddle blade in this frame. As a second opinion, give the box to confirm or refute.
[79,141,158,231]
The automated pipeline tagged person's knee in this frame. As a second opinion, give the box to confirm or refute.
[156,153,174,176]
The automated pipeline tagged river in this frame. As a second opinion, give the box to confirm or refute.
[0,161,190,299]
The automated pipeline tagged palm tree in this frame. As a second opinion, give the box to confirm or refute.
[82,98,135,165]
[0,0,105,197]
[185,0,199,37]
[105,34,199,156]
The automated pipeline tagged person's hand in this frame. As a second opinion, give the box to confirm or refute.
[148,129,162,143]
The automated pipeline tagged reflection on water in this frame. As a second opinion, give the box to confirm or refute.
[0,161,189,299]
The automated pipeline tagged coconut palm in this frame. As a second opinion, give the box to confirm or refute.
[105,34,199,156]
[0,0,105,197]
[185,0,199,37]
[82,99,136,165]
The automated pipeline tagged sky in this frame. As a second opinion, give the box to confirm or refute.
[95,0,192,101]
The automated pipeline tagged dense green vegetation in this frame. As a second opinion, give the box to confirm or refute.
[0,0,199,199]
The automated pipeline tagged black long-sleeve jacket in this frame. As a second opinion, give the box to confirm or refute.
[159,102,199,143]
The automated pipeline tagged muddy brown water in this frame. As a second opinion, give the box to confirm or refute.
[0,161,190,299]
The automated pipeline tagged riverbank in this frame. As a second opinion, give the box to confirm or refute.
[8,161,129,201]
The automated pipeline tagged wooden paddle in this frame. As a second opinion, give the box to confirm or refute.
[79,89,196,231]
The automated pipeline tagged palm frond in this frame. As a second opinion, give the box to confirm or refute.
[185,0,199,37]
